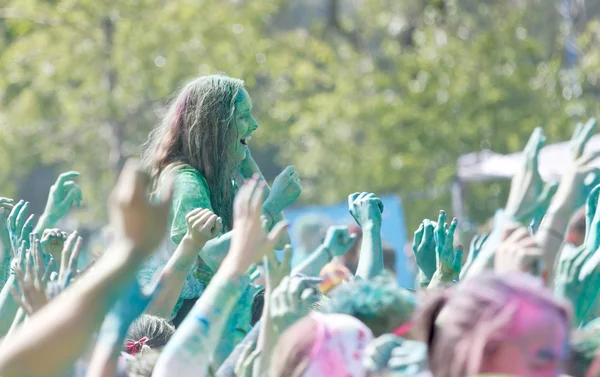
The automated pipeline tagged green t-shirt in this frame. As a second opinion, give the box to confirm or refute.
[164,165,215,284]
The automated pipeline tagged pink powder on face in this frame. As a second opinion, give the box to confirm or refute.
[479,297,568,377]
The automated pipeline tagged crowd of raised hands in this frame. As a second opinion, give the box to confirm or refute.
[3,118,600,377]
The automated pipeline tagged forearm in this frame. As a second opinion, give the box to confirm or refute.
[0,276,21,337]
[0,242,139,377]
[153,271,246,377]
[427,270,454,289]
[147,237,201,318]
[291,245,331,277]
[33,214,54,235]
[0,256,12,294]
[212,305,249,367]
[355,222,383,280]
[535,208,571,284]
[86,327,126,377]
[197,231,234,272]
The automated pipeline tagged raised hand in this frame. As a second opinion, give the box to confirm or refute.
[108,160,173,254]
[466,233,489,266]
[322,225,357,257]
[264,244,292,290]
[41,172,82,226]
[412,220,436,282]
[505,127,554,225]
[555,184,600,325]
[10,236,51,315]
[7,200,35,250]
[494,225,543,275]
[52,232,83,291]
[0,198,14,250]
[263,166,302,215]
[269,274,322,333]
[348,192,384,228]
[550,118,600,214]
[40,229,68,263]
[434,211,462,280]
[227,176,289,274]
[184,208,222,248]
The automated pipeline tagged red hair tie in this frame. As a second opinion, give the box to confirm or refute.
[126,337,149,355]
[392,322,412,337]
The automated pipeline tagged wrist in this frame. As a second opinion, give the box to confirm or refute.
[262,199,280,220]
[321,245,333,262]
[362,220,381,232]
[34,214,54,233]
[182,233,207,251]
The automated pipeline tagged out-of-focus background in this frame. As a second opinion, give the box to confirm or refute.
[1,0,599,283]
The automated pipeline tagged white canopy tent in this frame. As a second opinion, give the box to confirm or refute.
[452,134,600,217]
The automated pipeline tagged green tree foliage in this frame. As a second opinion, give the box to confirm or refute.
[0,0,598,230]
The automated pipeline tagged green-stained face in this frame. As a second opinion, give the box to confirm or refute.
[234,88,259,161]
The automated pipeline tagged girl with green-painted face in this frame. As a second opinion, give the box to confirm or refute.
[140,74,300,323]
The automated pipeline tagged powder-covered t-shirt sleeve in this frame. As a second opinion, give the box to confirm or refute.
[170,167,213,245]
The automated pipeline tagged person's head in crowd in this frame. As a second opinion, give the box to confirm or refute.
[124,315,176,355]
[338,224,362,274]
[269,313,373,377]
[141,74,253,229]
[566,207,586,247]
[292,213,331,267]
[319,263,353,295]
[417,272,571,377]
[125,349,161,377]
[323,272,416,337]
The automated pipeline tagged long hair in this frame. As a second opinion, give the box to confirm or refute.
[416,272,571,377]
[141,74,245,229]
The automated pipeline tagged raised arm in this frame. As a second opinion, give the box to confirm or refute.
[292,226,356,278]
[0,160,172,377]
[152,177,287,377]
[147,208,222,318]
[348,192,384,280]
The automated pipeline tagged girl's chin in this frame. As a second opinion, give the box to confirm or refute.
[238,147,248,160]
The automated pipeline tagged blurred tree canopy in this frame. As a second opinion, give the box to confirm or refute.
[0,0,599,231]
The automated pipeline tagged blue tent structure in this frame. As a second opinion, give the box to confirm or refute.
[283,195,414,288]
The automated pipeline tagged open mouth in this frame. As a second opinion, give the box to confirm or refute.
[240,135,251,146]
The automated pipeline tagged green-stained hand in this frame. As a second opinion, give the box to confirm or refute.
[269,274,322,333]
[10,235,52,315]
[434,211,462,279]
[466,233,489,266]
[323,225,357,257]
[555,184,600,325]
[42,172,82,225]
[0,207,10,257]
[505,127,556,225]
[412,220,436,282]
[263,166,301,215]
[348,192,384,228]
[551,118,600,214]
[7,200,35,250]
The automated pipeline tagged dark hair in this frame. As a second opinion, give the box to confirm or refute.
[323,272,416,336]
[141,74,245,229]
[251,289,265,327]
[124,314,176,354]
